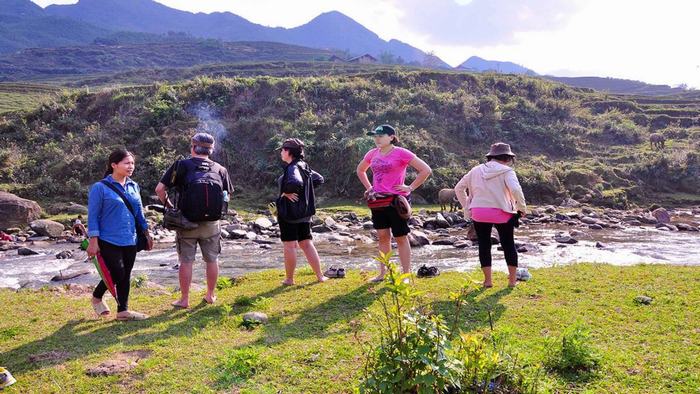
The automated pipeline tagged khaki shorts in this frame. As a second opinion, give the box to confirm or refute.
[176,221,221,264]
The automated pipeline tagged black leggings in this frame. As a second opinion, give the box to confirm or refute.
[92,240,137,312]
[473,221,518,268]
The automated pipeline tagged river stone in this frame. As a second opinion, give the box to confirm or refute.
[55,250,73,259]
[229,229,248,239]
[656,223,678,231]
[432,237,457,246]
[312,224,333,233]
[0,191,42,230]
[51,269,90,281]
[588,224,604,230]
[18,247,40,256]
[29,220,65,238]
[554,235,578,244]
[434,213,450,228]
[580,217,598,225]
[453,240,470,249]
[639,214,658,225]
[560,198,581,208]
[408,231,430,247]
[634,295,653,305]
[362,221,374,230]
[651,208,671,224]
[324,217,337,228]
[243,311,269,324]
[254,217,273,230]
[595,241,608,249]
[676,223,698,232]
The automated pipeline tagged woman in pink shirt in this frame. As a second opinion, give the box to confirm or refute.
[454,143,527,288]
[356,125,432,282]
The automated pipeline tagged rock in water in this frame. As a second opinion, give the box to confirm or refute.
[651,207,671,224]
[29,219,65,238]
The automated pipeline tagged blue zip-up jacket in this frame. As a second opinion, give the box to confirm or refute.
[87,175,149,246]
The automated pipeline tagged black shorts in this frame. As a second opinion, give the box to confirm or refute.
[279,220,313,242]
[371,207,411,237]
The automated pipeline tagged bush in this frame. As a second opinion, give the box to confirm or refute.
[543,321,601,374]
[214,347,264,388]
[357,252,541,394]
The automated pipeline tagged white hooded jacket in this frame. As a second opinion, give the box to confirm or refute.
[454,161,527,220]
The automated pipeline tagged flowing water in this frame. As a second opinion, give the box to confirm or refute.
[2,215,699,290]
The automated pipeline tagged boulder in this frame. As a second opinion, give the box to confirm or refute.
[18,247,40,256]
[253,217,273,230]
[29,220,65,238]
[0,192,42,230]
[651,208,671,224]
[408,231,430,247]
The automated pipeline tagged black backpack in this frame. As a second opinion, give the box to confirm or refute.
[177,159,226,222]
[276,161,319,222]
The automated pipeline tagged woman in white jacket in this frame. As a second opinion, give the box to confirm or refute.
[455,143,527,288]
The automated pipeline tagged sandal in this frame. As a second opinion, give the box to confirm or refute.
[324,266,346,279]
[324,266,339,278]
[92,300,110,316]
[417,265,439,278]
[116,311,149,321]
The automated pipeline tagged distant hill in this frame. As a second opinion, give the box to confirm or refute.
[0,0,109,54]
[42,0,446,67]
[545,75,692,96]
[456,56,536,75]
[0,40,341,81]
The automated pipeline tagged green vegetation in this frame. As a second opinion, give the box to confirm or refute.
[1,264,699,392]
[0,83,60,114]
[0,70,698,209]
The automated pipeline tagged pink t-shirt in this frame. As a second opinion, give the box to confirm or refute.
[363,147,416,196]
[471,207,513,224]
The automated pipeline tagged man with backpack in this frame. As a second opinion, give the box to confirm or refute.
[155,132,232,308]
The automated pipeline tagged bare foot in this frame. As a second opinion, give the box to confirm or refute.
[171,299,189,309]
[508,282,518,288]
[282,279,294,286]
[317,276,329,283]
[203,295,217,304]
[483,282,493,288]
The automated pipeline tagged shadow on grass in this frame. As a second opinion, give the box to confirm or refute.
[0,301,226,375]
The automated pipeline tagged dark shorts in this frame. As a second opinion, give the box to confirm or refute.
[371,206,411,237]
[279,220,313,242]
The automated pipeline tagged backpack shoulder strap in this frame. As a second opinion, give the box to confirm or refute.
[100,180,137,219]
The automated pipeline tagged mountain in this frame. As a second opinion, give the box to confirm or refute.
[456,56,537,75]
[43,0,446,66]
[0,0,109,54]
[544,75,692,96]
[0,40,341,81]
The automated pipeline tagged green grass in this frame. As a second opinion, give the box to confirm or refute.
[0,83,59,114]
[1,264,699,393]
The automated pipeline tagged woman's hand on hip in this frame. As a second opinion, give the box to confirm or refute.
[393,184,412,194]
[281,192,299,202]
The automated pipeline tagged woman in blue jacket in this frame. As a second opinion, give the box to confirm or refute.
[87,148,153,320]
[277,138,327,285]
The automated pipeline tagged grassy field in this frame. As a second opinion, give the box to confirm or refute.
[1,264,699,393]
[0,83,61,114]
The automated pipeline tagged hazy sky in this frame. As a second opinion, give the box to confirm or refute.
[32,0,700,88]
